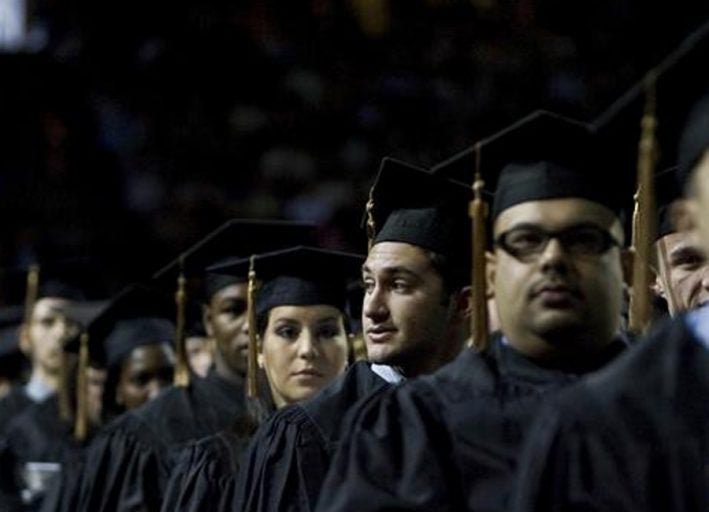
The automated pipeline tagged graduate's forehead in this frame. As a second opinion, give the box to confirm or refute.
[362,242,434,276]
[494,198,619,234]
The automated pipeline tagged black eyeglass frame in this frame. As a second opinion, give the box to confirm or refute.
[494,223,622,262]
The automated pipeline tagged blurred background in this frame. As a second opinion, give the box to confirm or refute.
[0,0,707,298]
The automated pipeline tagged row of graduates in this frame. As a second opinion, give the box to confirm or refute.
[0,18,708,512]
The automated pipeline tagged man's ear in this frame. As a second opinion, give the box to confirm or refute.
[454,285,472,321]
[651,274,666,299]
[485,251,496,298]
[202,304,214,338]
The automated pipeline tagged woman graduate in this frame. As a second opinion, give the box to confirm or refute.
[160,245,363,512]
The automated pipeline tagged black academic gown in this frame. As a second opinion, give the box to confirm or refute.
[0,396,80,511]
[159,426,249,512]
[75,370,245,512]
[0,385,32,433]
[512,316,709,512]
[233,361,391,512]
[316,334,626,512]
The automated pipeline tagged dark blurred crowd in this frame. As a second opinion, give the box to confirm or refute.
[0,0,707,297]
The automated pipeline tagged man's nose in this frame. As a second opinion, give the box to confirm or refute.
[538,238,570,271]
[363,285,388,321]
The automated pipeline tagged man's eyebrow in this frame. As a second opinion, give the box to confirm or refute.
[361,265,419,278]
[503,221,608,232]
[669,244,707,260]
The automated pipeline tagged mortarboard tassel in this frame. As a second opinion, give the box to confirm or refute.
[365,188,376,252]
[73,332,89,441]
[469,143,489,350]
[173,260,191,387]
[628,76,658,334]
[23,264,40,327]
[246,255,259,398]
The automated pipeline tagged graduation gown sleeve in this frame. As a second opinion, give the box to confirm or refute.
[160,429,247,512]
[76,415,169,512]
[317,338,626,512]
[75,372,245,512]
[315,377,462,512]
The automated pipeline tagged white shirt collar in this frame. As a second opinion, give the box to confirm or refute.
[686,304,709,351]
[25,377,54,403]
[370,364,406,384]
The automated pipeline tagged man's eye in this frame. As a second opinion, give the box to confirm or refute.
[221,302,246,316]
[392,280,409,290]
[39,317,56,328]
[361,279,374,293]
[508,231,544,249]
[130,374,149,387]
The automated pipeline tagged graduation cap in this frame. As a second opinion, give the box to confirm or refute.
[679,93,709,185]
[0,305,28,379]
[364,157,472,268]
[65,284,175,440]
[208,246,365,398]
[593,17,709,190]
[0,257,107,329]
[470,110,631,222]
[152,219,317,387]
[153,219,318,299]
[655,166,684,241]
[591,18,709,333]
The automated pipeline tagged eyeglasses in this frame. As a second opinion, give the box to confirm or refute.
[495,224,621,262]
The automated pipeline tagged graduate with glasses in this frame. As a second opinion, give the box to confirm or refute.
[512,21,709,512]
[316,111,633,512]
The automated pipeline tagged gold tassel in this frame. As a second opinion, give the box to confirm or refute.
[23,264,40,326]
[365,188,376,252]
[73,332,89,441]
[57,352,72,423]
[628,76,658,334]
[469,143,489,350]
[173,261,191,387]
[246,256,259,398]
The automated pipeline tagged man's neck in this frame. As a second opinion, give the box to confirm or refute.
[504,330,618,373]
[26,369,57,402]
[213,357,245,386]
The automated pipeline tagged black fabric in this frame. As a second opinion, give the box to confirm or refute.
[233,362,391,512]
[679,94,709,185]
[316,335,626,512]
[75,370,246,512]
[39,450,86,512]
[103,318,174,366]
[159,427,251,512]
[478,111,628,219]
[0,396,82,511]
[492,161,620,219]
[0,386,32,434]
[512,316,709,512]
[366,157,472,268]
[207,246,365,317]
[152,219,317,301]
[655,166,683,240]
